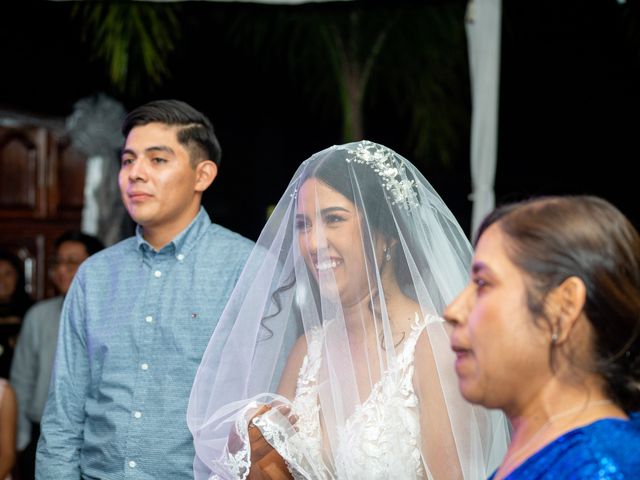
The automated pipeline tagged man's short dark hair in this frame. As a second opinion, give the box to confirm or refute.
[122,99,222,167]
[55,230,105,256]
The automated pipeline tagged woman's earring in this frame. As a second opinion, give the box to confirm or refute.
[551,332,558,344]
[384,246,391,262]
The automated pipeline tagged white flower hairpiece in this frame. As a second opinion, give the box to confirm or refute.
[343,141,418,209]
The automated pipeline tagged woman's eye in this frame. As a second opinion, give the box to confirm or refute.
[121,158,133,166]
[295,219,309,231]
[325,215,345,224]
[473,277,488,290]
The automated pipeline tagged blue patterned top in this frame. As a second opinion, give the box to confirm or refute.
[489,413,640,479]
[37,208,254,479]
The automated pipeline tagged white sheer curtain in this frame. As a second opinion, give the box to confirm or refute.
[65,94,127,246]
[465,0,502,236]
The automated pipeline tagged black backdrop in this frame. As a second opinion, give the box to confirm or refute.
[1,0,638,240]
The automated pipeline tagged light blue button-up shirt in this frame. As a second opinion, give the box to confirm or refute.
[10,295,64,450]
[37,208,254,479]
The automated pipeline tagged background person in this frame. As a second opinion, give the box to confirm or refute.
[0,251,33,381]
[0,379,17,480]
[10,230,104,480]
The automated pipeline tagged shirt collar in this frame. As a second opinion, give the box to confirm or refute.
[135,207,212,258]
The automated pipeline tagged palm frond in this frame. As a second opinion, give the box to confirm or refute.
[72,2,180,94]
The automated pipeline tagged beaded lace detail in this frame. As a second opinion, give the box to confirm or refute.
[259,315,431,479]
[342,141,419,210]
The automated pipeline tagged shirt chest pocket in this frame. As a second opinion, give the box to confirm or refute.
[162,297,222,365]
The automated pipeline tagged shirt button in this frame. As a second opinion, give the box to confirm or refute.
[145,315,153,323]
[141,363,149,371]
[133,411,142,419]
[128,460,137,468]
[154,270,162,278]
[176,253,185,261]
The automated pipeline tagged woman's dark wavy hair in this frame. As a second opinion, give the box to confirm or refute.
[476,195,640,413]
[0,249,34,317]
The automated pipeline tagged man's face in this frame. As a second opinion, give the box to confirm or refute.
[50,241,89,295]
[119,122,204,236]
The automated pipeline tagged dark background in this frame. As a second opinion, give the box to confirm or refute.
[1,0,638,240]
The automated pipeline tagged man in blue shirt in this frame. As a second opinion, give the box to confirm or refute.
[37,100,255,479]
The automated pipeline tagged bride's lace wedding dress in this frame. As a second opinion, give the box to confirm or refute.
[250,315,432,480]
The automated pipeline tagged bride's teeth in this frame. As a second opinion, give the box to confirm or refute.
[316,260,339,271]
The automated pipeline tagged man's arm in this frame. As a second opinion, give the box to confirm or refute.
[9,306,38,451]
[36,280,90,478]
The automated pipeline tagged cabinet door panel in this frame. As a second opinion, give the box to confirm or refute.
[0,121,85,300]
[51,135,86,218]
[0,127,45,216]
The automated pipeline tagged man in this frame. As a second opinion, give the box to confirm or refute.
[10,230,104,480]
[37,100,254,478]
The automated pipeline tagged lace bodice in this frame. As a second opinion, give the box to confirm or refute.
[258,315,431,479]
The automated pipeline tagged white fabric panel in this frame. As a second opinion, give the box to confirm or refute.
[465,0,502,236]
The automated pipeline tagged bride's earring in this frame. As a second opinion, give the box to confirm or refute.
[384,246,391,262]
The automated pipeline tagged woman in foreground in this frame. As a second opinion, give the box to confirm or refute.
[445,195,640,479]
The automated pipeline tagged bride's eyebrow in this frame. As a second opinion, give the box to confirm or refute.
[294,207,350,222]
[320,207,350,215]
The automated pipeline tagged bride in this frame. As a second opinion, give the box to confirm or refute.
[188,141,509,479]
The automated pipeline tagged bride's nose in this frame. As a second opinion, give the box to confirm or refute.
[305,227,328,255]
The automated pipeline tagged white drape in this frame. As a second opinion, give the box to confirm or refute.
[66,94,127,246]
[465,0,502,236]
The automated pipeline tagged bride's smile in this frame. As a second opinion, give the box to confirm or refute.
[296,177,383,306]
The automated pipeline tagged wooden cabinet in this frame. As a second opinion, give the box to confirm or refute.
[0,115,86,300]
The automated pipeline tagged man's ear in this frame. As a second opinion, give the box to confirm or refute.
[547,276,587,344]
[195,160,218,192]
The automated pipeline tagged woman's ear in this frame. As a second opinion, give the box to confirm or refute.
[386,237,399,251]
[547,276,587,344]
[195,160,218,192]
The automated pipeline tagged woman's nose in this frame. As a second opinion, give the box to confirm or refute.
[444,285,472,326]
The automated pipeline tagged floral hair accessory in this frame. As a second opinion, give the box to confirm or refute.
[343,141,419,209]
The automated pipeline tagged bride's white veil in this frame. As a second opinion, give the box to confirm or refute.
[188,141,509,479]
